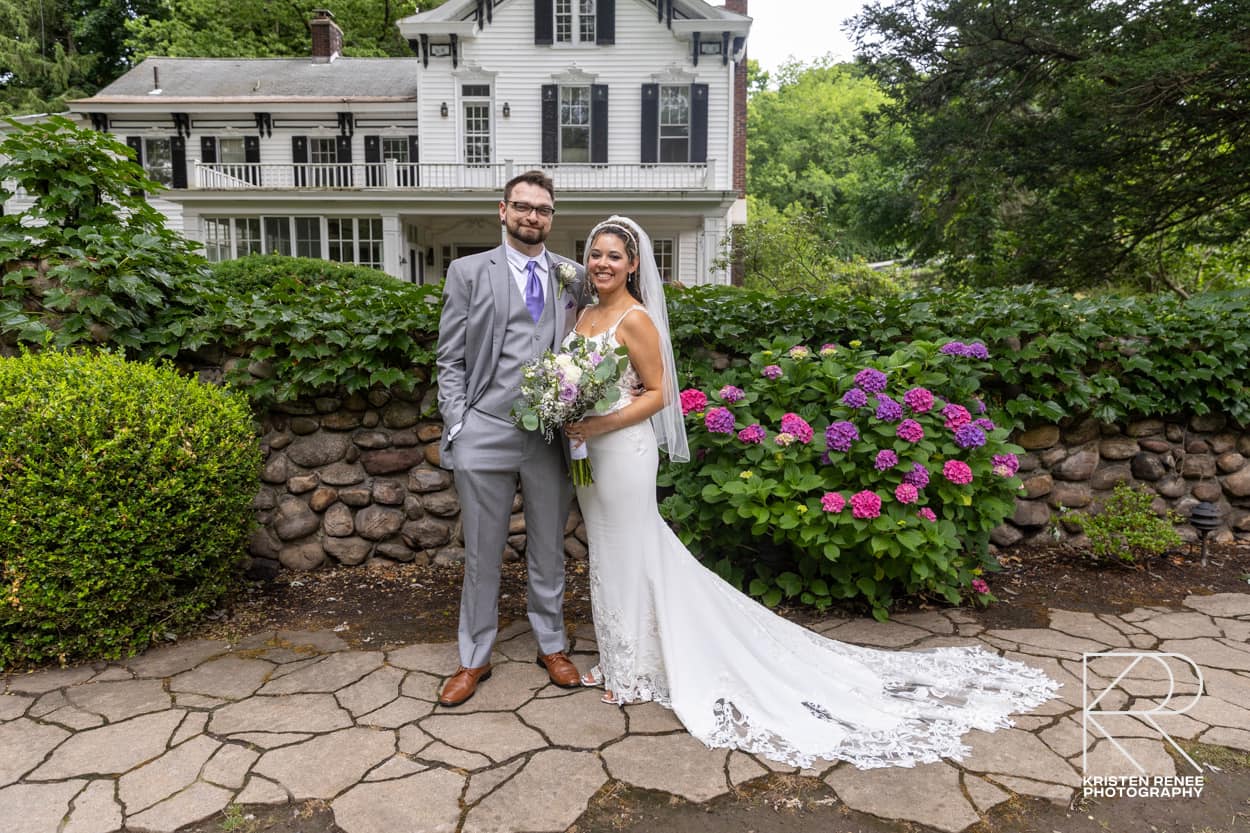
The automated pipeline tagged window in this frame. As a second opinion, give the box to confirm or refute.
[219,137,246,176]
[653,238,675,282]
[381,137,415,187]
[464,95,491,164]
[203,217,231,262]
[358,218,384,269]
[234,218,262,256]
[555,0,595,44]
[560,86,591,163]
[265,217,292,256]
[310,137,338,187]
[659,86,691,163]
[328,217,353,263]
[144,137,173,186]
[295,217,321,258]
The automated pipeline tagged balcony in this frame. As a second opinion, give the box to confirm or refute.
[191,160,718,192]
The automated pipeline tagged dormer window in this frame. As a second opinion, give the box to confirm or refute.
[556,0,595,44]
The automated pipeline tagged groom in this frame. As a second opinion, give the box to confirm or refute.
[434,170,586,706]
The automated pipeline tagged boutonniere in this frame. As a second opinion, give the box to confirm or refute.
[555,261,578,292]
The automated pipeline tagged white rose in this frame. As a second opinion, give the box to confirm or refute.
[554,354,583,384]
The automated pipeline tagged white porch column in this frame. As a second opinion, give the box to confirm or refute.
[700,214,729,286]
[381,212,403,280]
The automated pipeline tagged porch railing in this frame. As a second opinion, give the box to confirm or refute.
[191,160,717,192]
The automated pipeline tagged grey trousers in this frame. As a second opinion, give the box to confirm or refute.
[451,409,572,668]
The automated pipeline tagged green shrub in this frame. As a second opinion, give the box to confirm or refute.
[205,254,398,297]
[660,338,1024,620]
[0,350,260,668]
[1063,482,1183,564]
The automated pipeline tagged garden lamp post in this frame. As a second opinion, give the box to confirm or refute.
[1190,501,1222,567]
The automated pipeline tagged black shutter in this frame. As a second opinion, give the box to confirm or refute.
[541,84,559,164]
[534,0,553,45]
[244,135,260,185]
[640,84,658,164]
[596,0,615,45]
[292,135,308,187]
[690,83,709,163]
[200,136,217,163]
[126,136,143,166]
[408,135,420,186]
[170,135,187,189]
[336,135,353,187]
[591,85,608,164]
[364,135,381,186]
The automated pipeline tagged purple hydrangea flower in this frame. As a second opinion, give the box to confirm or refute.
[825,421,859,452]
[897,419,925,443]
[975,397,987,413]
[719,385,745,403]
[854,368,888,394]
[942,403,972,431]
[704,406,736,434]
[974,417,996,433]
[737,424,766,444]
[875,449,899,470]
[992,453,1020,477]
[874,395,903,422]
[903,463,930,489]
[939,341,991,359]
[762,364,783,380]
[953,424,987,449]
[841,387,868,408]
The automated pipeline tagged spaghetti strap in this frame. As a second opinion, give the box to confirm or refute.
[606,304,649,335]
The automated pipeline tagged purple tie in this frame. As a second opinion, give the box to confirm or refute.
[524,260,544,322]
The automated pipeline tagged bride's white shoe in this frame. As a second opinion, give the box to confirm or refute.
[580,664,604,687]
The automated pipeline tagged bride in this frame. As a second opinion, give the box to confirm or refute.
[563,216,1058,769]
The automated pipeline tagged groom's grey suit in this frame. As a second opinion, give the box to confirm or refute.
[436,244,586,668]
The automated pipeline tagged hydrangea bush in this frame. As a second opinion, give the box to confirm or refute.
[659,338,1024,620]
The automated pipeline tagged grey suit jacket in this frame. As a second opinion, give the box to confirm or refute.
[435,244,587,470]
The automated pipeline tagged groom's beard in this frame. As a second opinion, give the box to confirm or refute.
[505,217,549,247]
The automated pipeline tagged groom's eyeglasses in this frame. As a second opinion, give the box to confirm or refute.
[507,201,556,218]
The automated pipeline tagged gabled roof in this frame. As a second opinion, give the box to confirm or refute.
[76,57,422,104]
[397,0,750,37]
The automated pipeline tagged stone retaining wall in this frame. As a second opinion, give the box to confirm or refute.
[249,396,1250,572]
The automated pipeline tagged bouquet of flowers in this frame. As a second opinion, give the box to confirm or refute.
[512,334,629,485]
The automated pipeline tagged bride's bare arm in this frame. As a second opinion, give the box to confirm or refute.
[567,309,665,441]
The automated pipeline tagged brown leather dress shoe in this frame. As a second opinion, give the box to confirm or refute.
[536,651,580,688]
[438,664,492,707]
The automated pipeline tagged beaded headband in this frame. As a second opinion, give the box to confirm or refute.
[587,219,639,256]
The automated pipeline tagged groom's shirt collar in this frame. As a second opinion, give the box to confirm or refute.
[504,243,549,301]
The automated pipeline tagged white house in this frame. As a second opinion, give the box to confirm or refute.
[50,0,751,285]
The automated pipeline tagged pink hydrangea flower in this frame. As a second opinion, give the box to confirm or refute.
[779,413,814,444]
[942,403,972,431]
[943,459,974,485]
[917,507,937,522]
[850,490,883,519]
[903,387,935,413]
[896,419,925,443]
[894,483,919,504]
[789,345,811,359]
[972,578,990,594]
[737,424,766,444]
[762,364,783,380]
[819,343,838,356]
[875,449,899,470]
[719,385,745,403]
[821,492,846,513]
[680,389,708,415]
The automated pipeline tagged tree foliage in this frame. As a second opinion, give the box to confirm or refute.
[747,58,913,261]
[852,0,1250,289]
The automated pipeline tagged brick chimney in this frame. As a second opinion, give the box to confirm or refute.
[722,0,748,199]
[310,9,343,63]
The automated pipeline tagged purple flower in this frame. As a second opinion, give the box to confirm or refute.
[850,490,883,519]
[841,387,868,409]
[974,417,996,433]
[992,453,1020,477]
[942,403,972,431]
[975,398,987,413]
[943,460,974,485]
[680,389,708,415]
[918,507,938,522]
[874,395,903,422]
[589,351,603,366]
[897,419,924,443]
[780,413,814,444]
[953,424,987,449]
[894,483,919,505]
[821,492,846,513]
[972,578,991,595]
[819,451,832,465]
[704,407,736,434]
[737,424,766,444]
[825,421,859,452]
[762,364,783,380]
[874,449,899,470]
[939,341,991,359]
[903,463,930,489]
[903,387,935,414]
[559,383,578,403]
[719,385,745,403]
[854,368,888,394]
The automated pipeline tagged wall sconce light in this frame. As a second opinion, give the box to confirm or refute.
[440,102,448,118]
[502,102,510,118]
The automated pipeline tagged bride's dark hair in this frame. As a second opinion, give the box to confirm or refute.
[588,224,643,303]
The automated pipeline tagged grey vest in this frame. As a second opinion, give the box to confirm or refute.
[474,272,556,421]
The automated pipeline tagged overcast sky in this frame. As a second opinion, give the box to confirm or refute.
[744,0,870,73]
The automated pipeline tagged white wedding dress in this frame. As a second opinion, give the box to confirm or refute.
[569,311,1059,769]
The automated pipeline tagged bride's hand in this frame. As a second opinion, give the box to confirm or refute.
[566,416,609,444]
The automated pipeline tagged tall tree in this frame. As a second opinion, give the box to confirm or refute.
[853,0,1250,289]
[0,0,95,114]
[747,58,913,261]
